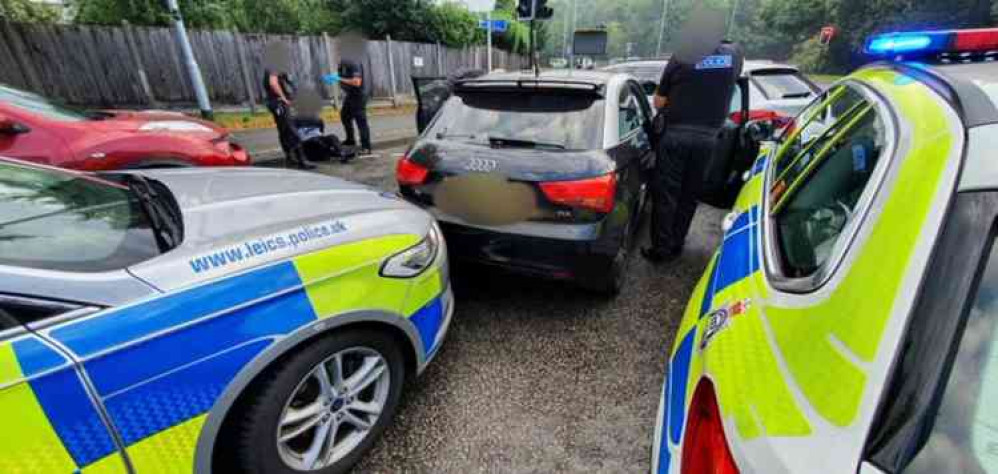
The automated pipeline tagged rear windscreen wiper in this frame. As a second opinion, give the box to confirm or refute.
[488,136,566,150]
[121,175,183,252]
[436,132,478,140]
[782,92,813,99]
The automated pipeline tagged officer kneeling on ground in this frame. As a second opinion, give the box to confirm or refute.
[642,38,744,264]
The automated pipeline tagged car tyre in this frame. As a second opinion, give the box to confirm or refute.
[583,221,633,297]
[232,329,405,474]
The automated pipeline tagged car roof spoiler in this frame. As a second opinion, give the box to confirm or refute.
[454,79,605,97]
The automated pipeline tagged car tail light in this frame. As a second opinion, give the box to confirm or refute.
[397,155,430,186]
[539,173,616,214]
[681,379,739,474]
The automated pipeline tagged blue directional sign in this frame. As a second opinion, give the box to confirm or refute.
[477,19,509,33]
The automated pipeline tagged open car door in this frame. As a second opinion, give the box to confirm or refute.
[413,76,448,134]
[413,69,487,134]
[700,76,764,209]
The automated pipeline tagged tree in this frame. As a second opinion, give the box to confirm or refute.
[1,0,60,23]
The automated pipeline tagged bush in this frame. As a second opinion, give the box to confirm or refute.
[789,37,835,74]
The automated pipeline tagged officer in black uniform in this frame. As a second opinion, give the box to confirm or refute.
[338,58,372,155]
[263,61,316,169]
[642,40,744,263]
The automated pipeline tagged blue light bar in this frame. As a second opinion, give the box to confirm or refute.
[867,35,932,54]
[864,31,953,57]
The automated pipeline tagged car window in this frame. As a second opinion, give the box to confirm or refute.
[769,87,887,278]
[618,86,643,138]
[426,90,604,150]
[0,161,163,272]
[906,238,998,474]
[773,85,866,178]
[751,71,816,100]
[0,83,91,122]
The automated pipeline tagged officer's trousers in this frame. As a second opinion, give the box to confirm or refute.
[650,126,718,254]
[341,98,371,150]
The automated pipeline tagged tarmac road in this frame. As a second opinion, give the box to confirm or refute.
[290,148,725,473]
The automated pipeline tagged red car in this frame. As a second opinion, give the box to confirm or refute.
[0,83,250,170]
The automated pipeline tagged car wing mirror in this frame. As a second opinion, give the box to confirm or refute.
[746,120,775,142]
[0,114,29,135]
[641,81,657,96]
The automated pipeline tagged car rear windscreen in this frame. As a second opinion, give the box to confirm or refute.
[426,90,604,150]
[905,239,998,474]
[939,62,998,112]
[751,71,817,100]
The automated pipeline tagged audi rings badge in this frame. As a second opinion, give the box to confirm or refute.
[464,158,499,173]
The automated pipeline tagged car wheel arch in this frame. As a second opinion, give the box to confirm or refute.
[194,309,425,474]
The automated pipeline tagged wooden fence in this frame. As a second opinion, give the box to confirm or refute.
[0,21,529,108]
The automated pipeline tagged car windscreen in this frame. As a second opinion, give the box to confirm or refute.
[0,83,92,122]
[426,90,604,150]
[0,162,163,272]
[751,71,817,100]
[938,62,998,112]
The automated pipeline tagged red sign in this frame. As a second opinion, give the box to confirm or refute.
[820,26,837,45]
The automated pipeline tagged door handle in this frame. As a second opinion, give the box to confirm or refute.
[722,211,739,232]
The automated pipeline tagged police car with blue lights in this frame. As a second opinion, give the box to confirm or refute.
[0,158,453,473]
[651,28,998,474]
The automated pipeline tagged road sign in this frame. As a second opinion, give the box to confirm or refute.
[462,0,495,13]
[478,19,508,32]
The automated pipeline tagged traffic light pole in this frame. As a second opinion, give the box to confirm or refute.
[487,10,493,72]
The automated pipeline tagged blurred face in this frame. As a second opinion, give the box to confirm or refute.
[263,42,292,73]
[672,6,727,64]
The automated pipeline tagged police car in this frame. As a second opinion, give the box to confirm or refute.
[652,29,998,473]
[0,159,452,473]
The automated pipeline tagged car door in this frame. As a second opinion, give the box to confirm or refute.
[0,296,129,473]
[612,81,654,223]
[699,77,759,209]
[413,76,448,134]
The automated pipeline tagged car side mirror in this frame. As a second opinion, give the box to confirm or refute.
[0,114,29,135]
[641,81,657,96]
[746,120,775,142]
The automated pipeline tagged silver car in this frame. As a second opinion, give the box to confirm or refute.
[0,158,453,474]
[603,59,821,122]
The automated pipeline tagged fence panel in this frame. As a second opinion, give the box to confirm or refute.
[0,22,527,108]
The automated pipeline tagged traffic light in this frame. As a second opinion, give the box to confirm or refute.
[536,0,553,20]
[517,0,554,21]
[517,0,533,20]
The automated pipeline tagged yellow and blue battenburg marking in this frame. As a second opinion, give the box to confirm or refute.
[656,204,763,474]
[2,234,446,473]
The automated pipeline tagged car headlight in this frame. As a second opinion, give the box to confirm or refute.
[139,121,214,133]
[380,226,440,278]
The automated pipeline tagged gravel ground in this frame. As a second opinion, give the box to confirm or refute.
[283,149,725,473]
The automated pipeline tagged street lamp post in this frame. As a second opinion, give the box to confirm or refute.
[655,0,669,58]
[569,0,578,68]
[165,0,212,119]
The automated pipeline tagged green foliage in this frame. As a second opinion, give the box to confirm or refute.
[75,0,343,33]
[0,0,60,23]
[71,0,520,52]
[788,37,834,73]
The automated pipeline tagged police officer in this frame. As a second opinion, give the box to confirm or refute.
[263,43,316,170]
[338,58,372,155]
[642,39,744,263]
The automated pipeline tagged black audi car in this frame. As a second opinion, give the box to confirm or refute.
[398,71,655,294]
